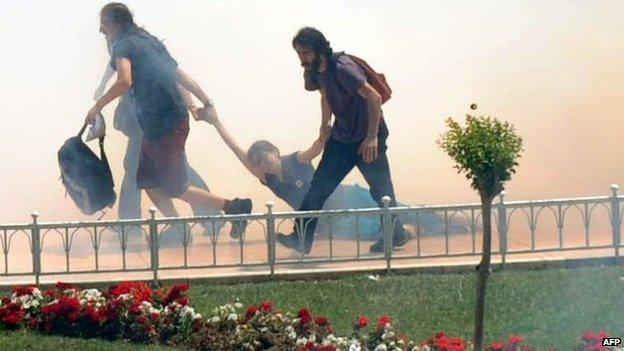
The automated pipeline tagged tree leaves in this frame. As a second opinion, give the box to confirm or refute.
[438,114,523,199]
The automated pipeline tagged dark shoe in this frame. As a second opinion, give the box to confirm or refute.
[369,230,409,253]
[276,232,311,255]
[224,198,253,239]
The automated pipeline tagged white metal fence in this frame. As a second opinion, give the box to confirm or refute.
[1,185,622,285]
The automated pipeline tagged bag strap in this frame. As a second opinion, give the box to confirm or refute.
[99,137,110,168]
[78,113,107,159]
[77,122,88,138]
[328,52,346,91]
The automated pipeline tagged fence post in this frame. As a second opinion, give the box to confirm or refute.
[31,212,41,285]
[382,196,392,274]
[497,192,508,269]
[148,208,159,288]
[610,184,621,263]
[266,202,276,277]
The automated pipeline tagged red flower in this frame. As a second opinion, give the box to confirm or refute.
[449,337,467,351]
[260,300,273,313]
[130,302,142,315]
[0,302,26,327]
[436,335,450,348]
[27,318,38,329]
[357,315,369,328]
[85,305,103,323]
[510,335,523,344]
[176,297,190,306]
[55,282,78,291]
[3,312,24,326]
[489,341,505,351]
[314,316,329,326]
[108,281,153,303]
[298,308,312,324]
[582,330,596,341]
[377,315,391,329]
[246,305,259,320]
[162,283,189,305]
[13,285,37,297]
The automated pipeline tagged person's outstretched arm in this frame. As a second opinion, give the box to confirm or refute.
[297,137,325,164]
[177,83,201,118]
[175,67,210,104]
[204,114,266,183]
[318,88,332,142]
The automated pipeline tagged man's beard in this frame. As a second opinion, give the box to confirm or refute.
[302,55,322,72]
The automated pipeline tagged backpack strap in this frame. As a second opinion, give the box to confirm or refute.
[78,116,107,160]
[328,52,347,91]
[77,122,88,138]
[98,135,108,169]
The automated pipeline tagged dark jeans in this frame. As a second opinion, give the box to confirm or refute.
[294,131,405,248]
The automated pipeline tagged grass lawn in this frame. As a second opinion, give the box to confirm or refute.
[1,264,622,350]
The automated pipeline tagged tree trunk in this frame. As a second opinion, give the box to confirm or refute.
[473,195,494,350]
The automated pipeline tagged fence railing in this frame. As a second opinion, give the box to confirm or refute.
[1,185,622,286]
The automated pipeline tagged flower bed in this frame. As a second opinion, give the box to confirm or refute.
[0,281,620,351]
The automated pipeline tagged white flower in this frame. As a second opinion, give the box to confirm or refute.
[289,331,297,340]
[349,341,362,351]
[31,288,43,299]
[374,344,388,351]
[296,338,307,346]
[227,313,238,321]
[117,293,133,301]
[234,302,243,309]
[210,316,220,323]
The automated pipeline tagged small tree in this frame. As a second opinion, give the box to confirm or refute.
[438,110,523,350]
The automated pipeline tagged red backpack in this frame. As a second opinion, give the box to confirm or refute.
[344,54,392,104]
[303,52,393,104]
